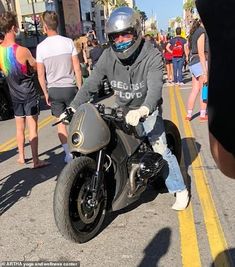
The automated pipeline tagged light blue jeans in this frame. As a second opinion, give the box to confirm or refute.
[136,108,186,193]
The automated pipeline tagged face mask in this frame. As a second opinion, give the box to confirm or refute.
[115,40,132,51]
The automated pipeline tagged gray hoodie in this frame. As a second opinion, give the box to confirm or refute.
[70,40,164,113]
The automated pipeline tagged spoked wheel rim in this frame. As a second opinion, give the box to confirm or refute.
[69,167,107,234]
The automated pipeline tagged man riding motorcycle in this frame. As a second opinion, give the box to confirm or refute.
[61,7,189,210]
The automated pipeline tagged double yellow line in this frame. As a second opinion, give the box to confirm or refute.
[0,115,54,153]
[169,85,232,266]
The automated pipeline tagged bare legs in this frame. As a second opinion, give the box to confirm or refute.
[186,75,207,119]
[57,118,68,145]
[56,117,72,163]
[15,116,26,164]
[15,115,49,168]
[166,62,173,83]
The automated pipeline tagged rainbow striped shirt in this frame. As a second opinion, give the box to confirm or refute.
[0,44,27,76]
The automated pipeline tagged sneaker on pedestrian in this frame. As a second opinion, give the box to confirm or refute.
[179,82,185,86]
[199,115,208,122]
[64,153,73,163]
[172,189,189,210]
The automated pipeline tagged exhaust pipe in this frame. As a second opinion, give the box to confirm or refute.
[128,164,140,197]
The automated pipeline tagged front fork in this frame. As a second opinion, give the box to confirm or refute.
[88,149,105,207]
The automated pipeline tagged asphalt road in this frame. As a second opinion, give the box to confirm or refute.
[0,74,235,267]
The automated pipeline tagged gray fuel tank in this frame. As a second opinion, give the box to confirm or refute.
[68,103,111,154]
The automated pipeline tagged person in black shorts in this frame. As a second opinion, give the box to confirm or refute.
[196,0,235,178]
[0,12,49,168]
[36,11,82,163]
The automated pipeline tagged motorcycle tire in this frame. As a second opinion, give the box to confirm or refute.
[164,119,182,163]
[53,156,107,243]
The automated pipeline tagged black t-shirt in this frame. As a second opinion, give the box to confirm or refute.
[188,26,209,66]
[196,0,235,156]
[77,51,85,64]
[90,46,104,67]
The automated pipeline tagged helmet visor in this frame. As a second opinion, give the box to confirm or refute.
[108,27,137,52]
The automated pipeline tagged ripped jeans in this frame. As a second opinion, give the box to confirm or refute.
[137,107,186,193]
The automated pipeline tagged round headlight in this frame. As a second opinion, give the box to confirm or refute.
[72,132,81,146]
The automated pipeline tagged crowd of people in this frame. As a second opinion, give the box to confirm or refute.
[0,11,105,166]
[144,22,209,122]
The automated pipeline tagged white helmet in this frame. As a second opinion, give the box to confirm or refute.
[106,7,142,60]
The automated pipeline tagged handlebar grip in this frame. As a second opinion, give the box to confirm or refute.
[52,120,63,126]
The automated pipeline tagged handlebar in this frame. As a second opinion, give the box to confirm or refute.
[51,107,75,127]
[52,104,145,133]
[52,120,64,127]
[95,104,144,139]
[95,104,125,122]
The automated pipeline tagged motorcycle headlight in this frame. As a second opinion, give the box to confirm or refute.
[71,132,82,146]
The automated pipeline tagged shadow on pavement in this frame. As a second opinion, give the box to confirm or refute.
[137,227,171,267]
[0,145,64,215]
[210,248,235,267]
[0,143,31,163]
[181,137,201,194]
[101,183,160,234]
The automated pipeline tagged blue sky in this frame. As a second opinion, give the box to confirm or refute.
[135,0,183,31]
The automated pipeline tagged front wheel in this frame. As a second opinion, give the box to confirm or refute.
[53,156,107,243]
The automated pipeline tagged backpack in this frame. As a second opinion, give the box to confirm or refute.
[172,39,184,57]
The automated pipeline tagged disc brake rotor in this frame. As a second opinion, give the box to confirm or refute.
[77,183,101,224]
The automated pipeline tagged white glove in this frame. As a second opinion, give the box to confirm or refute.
[59,107,76,125]
[125,106,149,126]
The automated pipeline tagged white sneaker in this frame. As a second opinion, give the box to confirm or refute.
[171,189,189,210]
[64,153,73,163]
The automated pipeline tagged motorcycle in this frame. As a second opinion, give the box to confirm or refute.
[53,103,181,243]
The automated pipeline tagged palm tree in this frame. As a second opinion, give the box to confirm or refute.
[175,16,182,27]
[112,0,129,9]
[139,11,148,34]
[183,0,195,12]
[95,0,113,18]
[183,0,195,28]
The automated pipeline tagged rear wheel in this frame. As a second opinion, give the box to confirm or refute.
[164,119,182,163]
[53,156,107,243]
[152,120,182,191]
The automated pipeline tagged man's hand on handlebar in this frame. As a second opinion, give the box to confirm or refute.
[59,107,76,125]
[125,106,149,126]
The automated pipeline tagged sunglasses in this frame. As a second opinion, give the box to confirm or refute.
[110,30,134,42]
